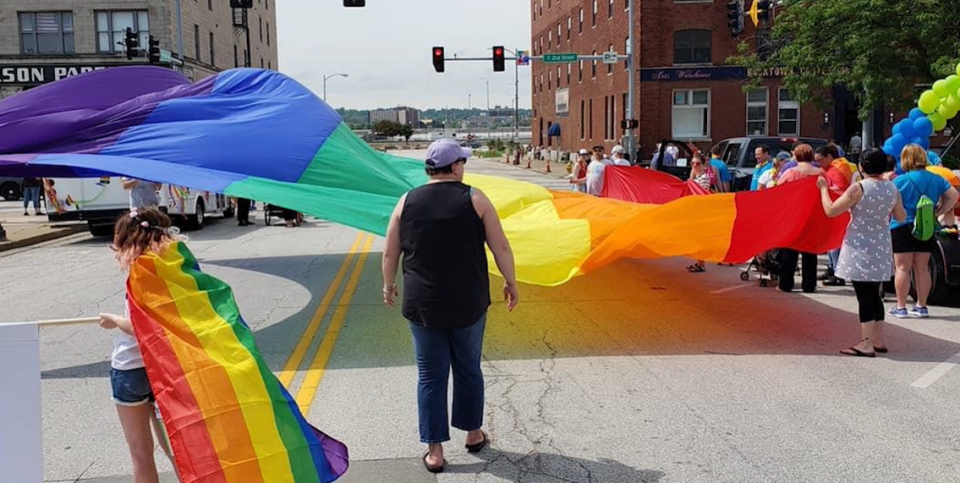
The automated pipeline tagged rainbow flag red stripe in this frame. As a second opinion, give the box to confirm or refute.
[127,241,348,483]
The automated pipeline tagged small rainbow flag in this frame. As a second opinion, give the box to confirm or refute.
[127,241,348,483]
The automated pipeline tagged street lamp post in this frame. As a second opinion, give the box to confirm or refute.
[322,73,349,102]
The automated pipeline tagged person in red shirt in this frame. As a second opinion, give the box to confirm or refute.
[816,145,852,286]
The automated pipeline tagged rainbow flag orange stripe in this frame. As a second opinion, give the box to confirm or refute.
[467,173,849,286]
[127,242,348,483]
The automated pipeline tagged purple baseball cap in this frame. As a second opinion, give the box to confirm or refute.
[425,139,472,168]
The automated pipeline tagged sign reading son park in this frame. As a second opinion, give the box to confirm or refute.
[0,64,127,86]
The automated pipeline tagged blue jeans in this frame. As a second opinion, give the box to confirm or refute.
[23,187,40,211]
[828,248,841,273]
[409,314,486,444]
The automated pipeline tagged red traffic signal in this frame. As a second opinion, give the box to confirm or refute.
[432,46,445,73]
[493,46,505,72]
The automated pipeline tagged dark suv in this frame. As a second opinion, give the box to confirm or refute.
[651,137,828,192]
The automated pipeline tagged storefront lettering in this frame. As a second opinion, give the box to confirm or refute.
[0,65,115,86]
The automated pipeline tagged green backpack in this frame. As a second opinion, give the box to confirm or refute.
[909,179,937,241]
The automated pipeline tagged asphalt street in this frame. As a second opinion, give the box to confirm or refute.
[2,152,960,483]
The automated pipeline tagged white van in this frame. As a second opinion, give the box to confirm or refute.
[44,177,234,236]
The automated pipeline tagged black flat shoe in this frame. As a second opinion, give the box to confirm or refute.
[422,453,444,473]
[465,432,488,453]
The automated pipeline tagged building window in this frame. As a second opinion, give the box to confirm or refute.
[208,0,213,11]
[673,30,712,65]
[260,58,264,68]
[557,66,561,86]
[589,98,594,139]
[557,24,561,46]
[592,0,597,26]
[592,50,597,77]
[607,44,614,74]
[746,88,768,135]
[234,44,238,67]
[581,100,586,139]
[672,89,710,139]
[209,32,215,67]
[266,0,269,10]
[579,9,583,33]
[608,0,614,18]
[548,71,553,90]
[778,88,800,135]
[266,22,270,46]
[567,63,571,84]
[578,59,583,82]
[268,60,271,70]
[194,24,200,61]
[95,11,148,54]
[604,96,611,140]
[611,96,617,141]
[20,12,74,55]
[567,17,571,40]
[548,31,552,49]
[259,17,263,42]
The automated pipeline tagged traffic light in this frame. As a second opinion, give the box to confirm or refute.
[757,0,771,22]
[124,28,139,60]
[148,36,160,63]
[344,0,366,5]
[726,1,744,36]
[432,46,445,73]
[492,46,505,72]
[229,0,253,8]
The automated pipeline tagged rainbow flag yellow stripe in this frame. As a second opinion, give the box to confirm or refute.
[127,242,348,483]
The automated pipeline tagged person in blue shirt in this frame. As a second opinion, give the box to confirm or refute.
[888,145,959,319]
[750,145,772,191]
[708,145,731,192]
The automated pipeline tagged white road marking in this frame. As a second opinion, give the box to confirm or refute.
[710,284,753,294]
[911,352,960,389]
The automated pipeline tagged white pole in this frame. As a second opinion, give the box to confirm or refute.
[625,0,637,160]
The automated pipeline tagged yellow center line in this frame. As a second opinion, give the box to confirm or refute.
[295,234,375,410]
[278,232,364,387]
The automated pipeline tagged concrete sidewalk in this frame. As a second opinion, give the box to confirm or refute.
[72,458,434,483]
[0,212,85,252]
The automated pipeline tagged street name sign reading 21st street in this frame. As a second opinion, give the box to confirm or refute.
[543,53,578,63]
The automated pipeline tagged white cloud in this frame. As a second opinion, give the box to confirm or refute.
[276,0,532,110]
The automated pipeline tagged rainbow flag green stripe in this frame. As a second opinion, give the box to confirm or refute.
[127,241,348,483]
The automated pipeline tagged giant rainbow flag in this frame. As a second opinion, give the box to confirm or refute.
[128,241,349,483]
[0,66,850,286]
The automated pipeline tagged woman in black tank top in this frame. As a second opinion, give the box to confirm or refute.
[381,139,519,473]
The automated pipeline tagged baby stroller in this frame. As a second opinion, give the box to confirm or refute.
[263,203,304,226]
[739,248,781,287]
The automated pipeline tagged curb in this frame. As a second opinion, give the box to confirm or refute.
[0,224,87,253]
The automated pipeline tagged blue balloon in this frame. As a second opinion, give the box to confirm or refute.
[892,122,904,137]
[911,137,930,150]
[909,108,926,121]
[889,133,907,153]
[927,150,942,166]
[913,117,934,138]
[898,120,915,139]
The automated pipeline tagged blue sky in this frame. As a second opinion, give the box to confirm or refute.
[276,0,532,110]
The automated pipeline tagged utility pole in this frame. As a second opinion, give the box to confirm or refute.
[514,46,520,143]
[175,0,184,67]
[625,0,637,160]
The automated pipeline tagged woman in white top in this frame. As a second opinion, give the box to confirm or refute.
[98,208,181,483]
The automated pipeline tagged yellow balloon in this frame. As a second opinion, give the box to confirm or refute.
[947,95,960,112]
[939,103,958,120]
[919,90,941,113]
[929,112,948,131]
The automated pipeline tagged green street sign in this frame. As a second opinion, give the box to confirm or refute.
[159,49,172,64]
[543,53,578,63]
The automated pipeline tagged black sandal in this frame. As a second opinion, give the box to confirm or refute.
[686,265,705,273]
[840,347,875,358]
[422,453,444,473]
[465,432,488,453]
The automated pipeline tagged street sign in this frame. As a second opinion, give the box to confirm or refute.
[159,49,172,64]
[517,50,531,66]
[602,51,619,64]
[543,53,578,63]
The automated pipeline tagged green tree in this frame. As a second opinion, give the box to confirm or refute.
[730,0,960,120]
[372,120,403,138]
[400,124,414,142]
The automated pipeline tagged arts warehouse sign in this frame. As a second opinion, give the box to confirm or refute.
[0,64,130,86]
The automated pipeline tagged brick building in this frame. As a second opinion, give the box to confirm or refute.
[369,107,421,126]
[0,0,277,99]
[530,0,876,160]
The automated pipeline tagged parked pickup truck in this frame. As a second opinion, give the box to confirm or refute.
[650,137,829,192]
